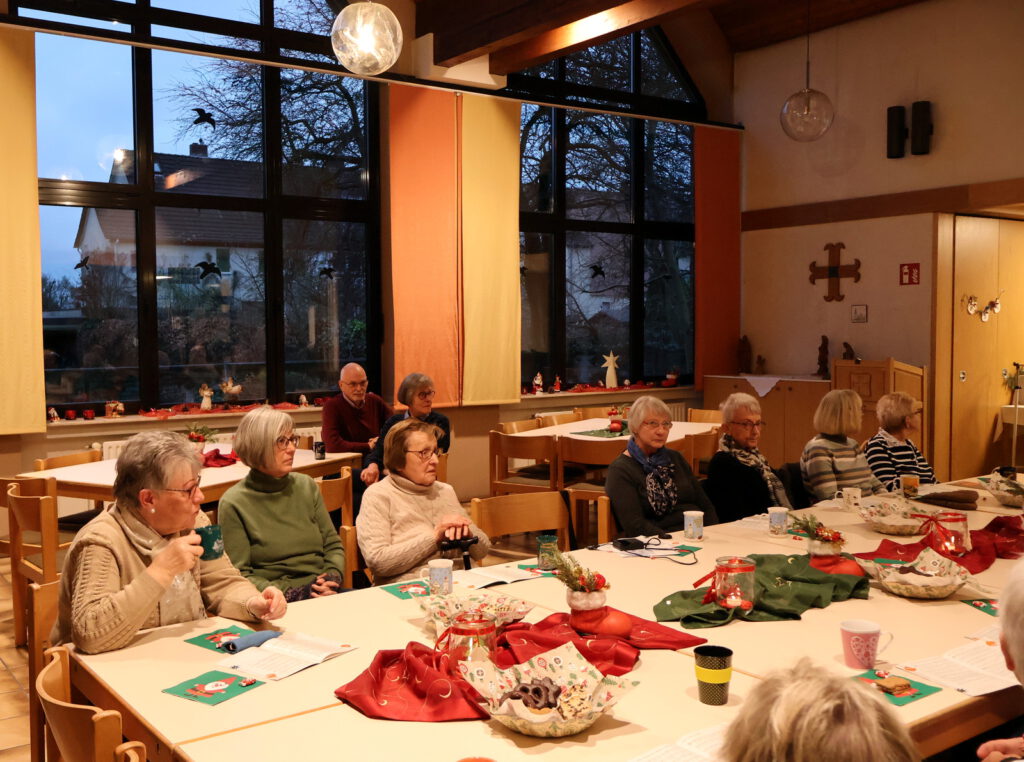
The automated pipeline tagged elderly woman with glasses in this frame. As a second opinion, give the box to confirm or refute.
[801,389,885,502]
[864,392,936,492]
[357,418,490,585]
[605,395,719,538]
[361,372,452,486]
[219,406,346,602]
[52,431,286,655]
[705,393,791,522]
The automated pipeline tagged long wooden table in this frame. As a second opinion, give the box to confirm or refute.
[21,446,360,503]
[514,417,717,443]
[67,485,1024,761]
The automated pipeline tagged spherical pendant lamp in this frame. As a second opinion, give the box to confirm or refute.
[779,1,834,142]
[331,1,403,76]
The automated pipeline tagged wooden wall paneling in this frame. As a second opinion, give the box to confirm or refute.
[995,220,1024,468]
[757,384,786,465]
[950,217,1000,479]
[784,380,830,463]
[931,214,955,481]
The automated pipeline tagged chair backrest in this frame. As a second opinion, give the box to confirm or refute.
[28,581,60,762]
[557,435,628,471]
[7,483,61,584]
[686,408,723,424]
[34,450,101,472]
[0,476,57,555]
[436,452,449,483]
[36,646,147,762]
[489,431,558,492]
[573,406,615,420]
[317,467,353,526]
[685,431,720,476]
[781,462,812,510]
[470,492,570,551]
[339,525,371,589]
[537,411,582,428]
[594,496,617,544]
[499,418,540,434]
[296,434,314,450]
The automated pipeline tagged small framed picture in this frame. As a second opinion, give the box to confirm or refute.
[851,304,868,323]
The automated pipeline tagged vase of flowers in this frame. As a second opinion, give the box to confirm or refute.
[549,549,632,638]
[186,423,218,453]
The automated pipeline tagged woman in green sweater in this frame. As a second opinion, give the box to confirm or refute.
[220,406,346,601]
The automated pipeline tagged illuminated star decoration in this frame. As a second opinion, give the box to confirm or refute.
[602,350,620,389]
[601,351,619,371]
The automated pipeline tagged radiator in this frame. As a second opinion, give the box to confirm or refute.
[100,439,130,459]
[295,426,322,442]
[667,402,687,421]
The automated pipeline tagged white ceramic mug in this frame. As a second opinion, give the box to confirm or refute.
[840,619,893,669]
[833,487,862,511]
[768,507,789,535]
[417,558,453,595]
[683,511,704,540]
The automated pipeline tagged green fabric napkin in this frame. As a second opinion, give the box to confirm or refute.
[653,553,870,628]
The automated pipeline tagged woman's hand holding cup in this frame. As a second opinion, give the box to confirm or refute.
[148,533,203,586]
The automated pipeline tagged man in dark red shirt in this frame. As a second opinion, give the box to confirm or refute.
[322,363,393,455]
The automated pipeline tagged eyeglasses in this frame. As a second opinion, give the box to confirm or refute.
[275,434,300,449]
[731,420,766,430]
[405,447,440,461]
[160,476,202,500]
[641,420,672,430]
[416,389,436,401]
[342,380,368,388]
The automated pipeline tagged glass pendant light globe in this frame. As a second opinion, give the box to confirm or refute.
[780,87,834,141]
[331,1,403,76]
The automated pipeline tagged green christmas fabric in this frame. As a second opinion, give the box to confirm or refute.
[653,553,870,628]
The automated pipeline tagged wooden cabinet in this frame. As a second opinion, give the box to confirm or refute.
[832,358,928,458]
[703,376,830,465]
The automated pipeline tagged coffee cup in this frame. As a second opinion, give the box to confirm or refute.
[694,645,733,705]
[900,474,920,499]
[833,487,862,511]
[195,524,224,561]
[768,507,789,535]
[418,558,454,595]
[683,511,704,540]
[840,619,893,669]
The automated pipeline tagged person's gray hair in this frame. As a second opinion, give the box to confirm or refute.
[812,389,864,438]
[397,372,433,406]
[876,392,917,432]
[1001,560,1024,684]
[627,396,672,432]
[721,393,761,423]
[113,431,201,510]
[383,418,443,474]
[721,658,920,762]
[233,406,293,473]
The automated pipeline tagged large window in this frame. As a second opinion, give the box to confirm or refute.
[29,0,378,411]
[514,29,702,388]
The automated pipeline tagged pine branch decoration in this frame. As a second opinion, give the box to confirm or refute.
[549,548,608,592]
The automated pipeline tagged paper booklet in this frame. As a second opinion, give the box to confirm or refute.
[453,565,538,589]
[216,632,356,681]
[629,724,725,762]
[902,638,1018,696]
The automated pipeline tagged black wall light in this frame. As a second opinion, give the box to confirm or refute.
[887,105,907,158]
[886,100,933,158]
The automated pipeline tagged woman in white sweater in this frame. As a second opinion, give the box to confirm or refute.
[356,419,490,585]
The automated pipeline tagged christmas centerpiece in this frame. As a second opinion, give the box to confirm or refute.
[549,550,632,638]
[859,498,931,536]
[791,513,865,576]
[186,423,219,453]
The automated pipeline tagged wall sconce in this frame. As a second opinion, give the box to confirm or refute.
[331,1,403,76]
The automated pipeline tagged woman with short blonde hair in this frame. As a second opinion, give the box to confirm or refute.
[800,389,884,501]
[864,392,935,491]
[722,659,919,762]
[220,406,346,601]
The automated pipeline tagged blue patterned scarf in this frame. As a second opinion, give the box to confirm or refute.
[627,438,678,517]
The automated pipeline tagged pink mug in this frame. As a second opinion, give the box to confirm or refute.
[840,619,893,669]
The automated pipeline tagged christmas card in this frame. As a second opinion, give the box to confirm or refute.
[854,671,941,706]
[185,626,255,652]
[163,670,263,705]
[962,599,999,617]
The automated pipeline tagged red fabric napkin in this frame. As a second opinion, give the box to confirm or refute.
[334,642,488,722]
[495,611,706,676]
[854,516,1024,574]
[202,449,239,468]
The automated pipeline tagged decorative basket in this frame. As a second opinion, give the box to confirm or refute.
[876,547,969,600]
[418,590,533,640]
[490,707,603,738]
[859,499,929,536]
[878,578,965,599]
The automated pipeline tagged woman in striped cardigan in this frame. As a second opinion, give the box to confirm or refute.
[800,389,885,502]
[863,392,936,492]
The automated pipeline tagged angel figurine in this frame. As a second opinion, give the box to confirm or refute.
[198,383,214,411]
[219,377,243,401]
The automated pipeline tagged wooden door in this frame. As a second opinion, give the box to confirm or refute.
[950,217,1000,479]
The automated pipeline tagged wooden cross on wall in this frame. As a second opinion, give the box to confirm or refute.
[809,242,860,302]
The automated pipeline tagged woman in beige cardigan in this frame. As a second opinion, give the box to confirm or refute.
[356,419,490,585]
[53,431,286,654]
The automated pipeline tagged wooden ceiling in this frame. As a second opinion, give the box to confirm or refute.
[412,0,930,75]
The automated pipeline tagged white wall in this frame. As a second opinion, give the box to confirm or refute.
[742,214,934,375]
[735,0,1024,210]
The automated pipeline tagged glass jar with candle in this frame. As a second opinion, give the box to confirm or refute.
[536,535,559,570]
[714,556,756,610]
[437,611,497,675]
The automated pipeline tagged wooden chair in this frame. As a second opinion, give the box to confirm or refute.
[686,408,722,424]
[470,491,570,552]
[317,467,353,526]
[35,449,105,525]
[339,525,372,589]
[436,452,449,483]
[297,434,314,450]
[537,411,582,428]
[559,436,629,542]
[7,483,62,648]
[594,496,616,544]
[685,430,720,477]
[573,406,615,420]
[499,418,540,434]
[28,581,60,762]
[36,646,146,762]
[0,474,62,583]
[489,430,560,496]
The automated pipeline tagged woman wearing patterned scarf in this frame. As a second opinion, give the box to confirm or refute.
[705,393,791,523]
[605,396,718,538]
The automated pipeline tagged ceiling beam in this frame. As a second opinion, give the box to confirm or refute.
[488,0,699,76]
[414,0,626,68]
